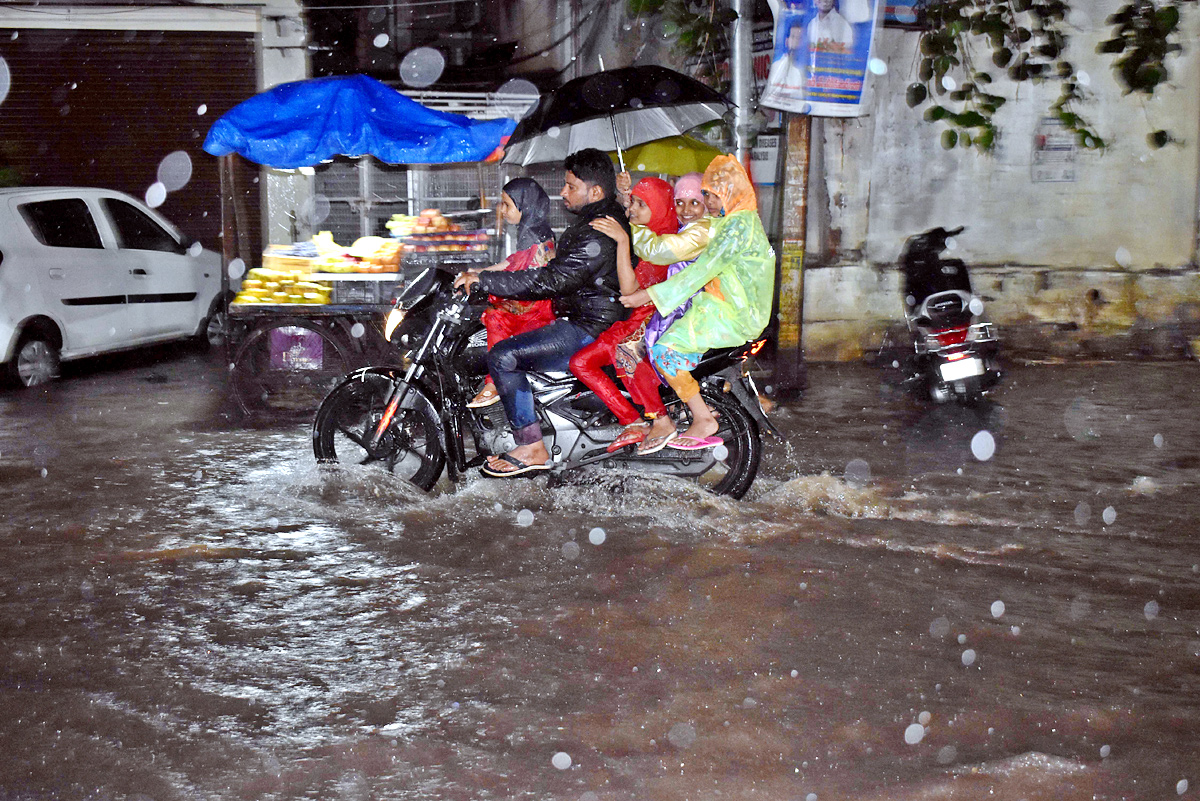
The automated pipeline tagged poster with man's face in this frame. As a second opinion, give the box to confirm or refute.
[760,0,879,117]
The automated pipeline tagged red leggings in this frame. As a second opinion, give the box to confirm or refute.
[569,340,668,426]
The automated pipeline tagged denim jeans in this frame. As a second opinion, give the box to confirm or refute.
[487,320,595,446]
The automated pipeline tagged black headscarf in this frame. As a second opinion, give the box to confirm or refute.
[503,177,554,253]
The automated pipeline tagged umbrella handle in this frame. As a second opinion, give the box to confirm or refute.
[608,113,626,174]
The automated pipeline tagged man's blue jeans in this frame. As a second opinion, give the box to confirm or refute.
[487,320,594,446]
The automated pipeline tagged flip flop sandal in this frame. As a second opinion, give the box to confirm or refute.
[467,386,501,408]
[636,429,678,455]
[666,435,724,451]
[606,424,649,453]
[480,455,551,478]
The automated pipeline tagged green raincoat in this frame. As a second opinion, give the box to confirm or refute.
[645,209,775,354]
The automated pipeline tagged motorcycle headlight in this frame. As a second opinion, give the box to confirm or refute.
[384,307,406,342]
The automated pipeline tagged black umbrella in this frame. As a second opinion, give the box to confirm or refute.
[502,65,732,169]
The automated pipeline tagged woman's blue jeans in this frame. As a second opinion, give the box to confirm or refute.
[487,320,594,446]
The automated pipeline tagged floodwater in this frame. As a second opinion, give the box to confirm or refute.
[1,347,1198,801]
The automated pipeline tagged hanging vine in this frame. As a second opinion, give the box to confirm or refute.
[629,0,1195,153]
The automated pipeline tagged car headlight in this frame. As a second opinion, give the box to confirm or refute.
[384,307,406,342]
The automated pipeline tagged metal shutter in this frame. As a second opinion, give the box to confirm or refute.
[0,28,259,253]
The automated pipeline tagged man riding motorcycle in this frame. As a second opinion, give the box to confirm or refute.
[453,148,630,476]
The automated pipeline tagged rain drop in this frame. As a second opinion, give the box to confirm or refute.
[962,649,977,666]
[636,162,646,171]
[547,126,561,139]
[957,634,967,644]
[970,430,996,461]
[584,241,601,258]
[1100,744,1111,758]
[667,722,696,748]
[1154,433,1164,448]
[1145,600,1160,620]
[929,617,950,638]
[399,47,445,89]
[197,104,207,115]
[945,236,958,251]
[806,794,818,801]
[1102,506,1117,525]
[561,541,581,559]
[156,151,193,192]
[918,711,931,725]
[991,600,1005,618]
[373,33,390,48]
[551,751,572,770]
[0,58,11,107]
[301,194,332,226]
[40,468,48,479]
[188,241,204,257]
[1114,246,1132,267]
[1177,779,1188,795]
[493,502,503,512]
[937,745,957,764]
[1075,70,1091,86]
[588,527,606,545]
[844,458,870,488]
[904,723,925,744]
[350,322,366,339]
[868,58,887,75]
[941,76,957,91]
[516,508,534,527]
[1074,502,1091,525]
[713,444,729,461]
[228,258,246,280]
[969,297,985,315]
[145,182,167,209]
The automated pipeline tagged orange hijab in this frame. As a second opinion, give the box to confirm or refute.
[702,155,757,216]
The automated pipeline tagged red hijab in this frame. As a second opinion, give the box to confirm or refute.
[629,177,679,293]
[631,177,679,237]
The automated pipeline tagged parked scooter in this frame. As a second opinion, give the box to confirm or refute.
[312,264,777,498]
[897,226,1001,404]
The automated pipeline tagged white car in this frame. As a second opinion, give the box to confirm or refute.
[0,187,226,387]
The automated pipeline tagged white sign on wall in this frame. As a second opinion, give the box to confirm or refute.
[1032,117,1077,183]
[750,135,781,185]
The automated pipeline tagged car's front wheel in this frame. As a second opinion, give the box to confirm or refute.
[6,333,59,387]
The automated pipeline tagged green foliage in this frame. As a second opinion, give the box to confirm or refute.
[624,0,737,92]
[907,0,1193,153]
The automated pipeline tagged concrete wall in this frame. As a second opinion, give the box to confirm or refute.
[803,0,1200,361]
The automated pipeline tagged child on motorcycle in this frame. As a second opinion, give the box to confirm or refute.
[570,177,679,453]
[586,172,714,453]
[619,156,775,450]
[466,178,556,409]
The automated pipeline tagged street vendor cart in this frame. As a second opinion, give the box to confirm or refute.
[202,75,518,416]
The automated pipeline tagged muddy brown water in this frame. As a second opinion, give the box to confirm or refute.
[1,348,1198,800]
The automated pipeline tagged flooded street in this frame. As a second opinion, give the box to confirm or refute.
[2,348,1198,800]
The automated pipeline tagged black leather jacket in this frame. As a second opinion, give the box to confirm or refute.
[477,196,630,338]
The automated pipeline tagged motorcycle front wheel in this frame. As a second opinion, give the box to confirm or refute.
[312,372,446,492]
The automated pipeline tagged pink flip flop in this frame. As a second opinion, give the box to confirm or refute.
[666,435,723,451]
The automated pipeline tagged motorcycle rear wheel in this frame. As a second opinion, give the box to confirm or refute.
[669,384,762,499]
[312,372,446,492]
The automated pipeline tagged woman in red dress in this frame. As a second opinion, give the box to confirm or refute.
[569,177,679,452]
[467,178,556,408]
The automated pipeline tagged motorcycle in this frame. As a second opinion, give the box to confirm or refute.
[896,226,1001,404]
[312,264,778,499]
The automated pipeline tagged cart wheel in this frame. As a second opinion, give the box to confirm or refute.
[229,318,355,418]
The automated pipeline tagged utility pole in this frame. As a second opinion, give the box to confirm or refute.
[729,0,753,164]
[773,113,810,397]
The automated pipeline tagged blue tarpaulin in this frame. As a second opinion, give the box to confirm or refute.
[203,75,517,168]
